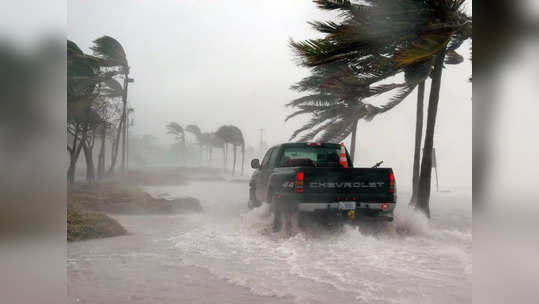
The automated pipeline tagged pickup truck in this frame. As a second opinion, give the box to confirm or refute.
[248,142,396,232]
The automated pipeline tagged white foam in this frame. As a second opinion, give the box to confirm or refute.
[155,182,471,303]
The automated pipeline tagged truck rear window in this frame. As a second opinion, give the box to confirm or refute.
[278,146,343,168]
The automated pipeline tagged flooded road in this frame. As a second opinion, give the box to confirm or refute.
[68,181,471,303]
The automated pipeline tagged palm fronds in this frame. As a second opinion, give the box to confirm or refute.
[166,122,184,137]
[392,32,452,66]
[313,0,352,11]
[287,0,471,143]
[101,78,123,99]
[90,36,128,67]
[186,124,202,137]
[445,50,464,64]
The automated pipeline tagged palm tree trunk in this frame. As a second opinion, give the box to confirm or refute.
[417,51,446,218]
[120,75,129,173]
[349,120,359,163]
[83,129,97,183]
[410,81,425,206]
[67,125,81,185]
[83,142,95,183]
[67,158,77,185]
[126,107,129,170]
[68,144,83,185]
[68,125,88,185]
[232,144,237,176]
[223,144,227,168]
[97,125,106,179]
[108,116,124,175]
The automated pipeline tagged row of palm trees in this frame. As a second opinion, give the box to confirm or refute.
[166,123,246,175]
[67,36,132,184]
[287,0,472,217]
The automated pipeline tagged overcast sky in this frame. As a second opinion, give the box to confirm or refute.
[68,0,472,188]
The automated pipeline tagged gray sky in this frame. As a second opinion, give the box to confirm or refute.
[68,0,472,188]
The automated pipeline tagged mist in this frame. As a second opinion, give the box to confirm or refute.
[1,1,508,303]
[68,0,471,189]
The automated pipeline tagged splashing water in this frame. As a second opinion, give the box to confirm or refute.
[142,181,471,304]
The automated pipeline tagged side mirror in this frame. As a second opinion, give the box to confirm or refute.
[251,158,261,169]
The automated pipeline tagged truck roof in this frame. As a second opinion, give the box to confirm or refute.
[274,142,341,149]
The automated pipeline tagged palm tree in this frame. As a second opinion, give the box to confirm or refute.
[229,126,245,176]
[216,125,246,175]
[414,3,472,217]
[67,40,102,104]
[185,124,203,162]
[91,36,131,175]
[287,62,417,162]
[192,131,213,162]
[208,132,225,165]
[67,40,125,184]
[67,40,100,184]
[410,81,425,205]
[166,122,185,160]
[216,126,234,171]
[410,49,465,206]
[290,0,472,216]
[198,132,212,161]
[96,77,124,180]
[185,124,202,139]
[166,122,185,142]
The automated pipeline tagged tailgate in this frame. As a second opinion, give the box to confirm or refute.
[299,167,394,201]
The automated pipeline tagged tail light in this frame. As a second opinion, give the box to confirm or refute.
[339,143,348,168]
[389,172,395,193]
[381,203,390,210]
[295,171,304,193]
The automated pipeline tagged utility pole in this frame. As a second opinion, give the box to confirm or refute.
[120,71,128,174]
[126,107,131,172]
[121,71,134,174]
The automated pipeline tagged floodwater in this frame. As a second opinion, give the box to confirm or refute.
[68,181,471,304]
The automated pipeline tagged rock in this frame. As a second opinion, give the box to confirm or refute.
[67,208,127,242]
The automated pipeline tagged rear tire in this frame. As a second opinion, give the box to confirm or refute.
[272,198,282,232]
[272,199,298,235]
[247,191,260,209]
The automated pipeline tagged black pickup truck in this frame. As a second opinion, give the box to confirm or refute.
[248,142,396,232]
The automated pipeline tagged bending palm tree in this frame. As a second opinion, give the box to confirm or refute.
[216,125,246,175]
[229,126,245,176]
[67,40,125,183]
[208,133,224,166]
[186,124,203,162]
[290,0,471,216]
[216,126,233,169]
[91,36,131,175]
[195,131,214,162]
[166,122,185,160]
[287,62,428,162]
